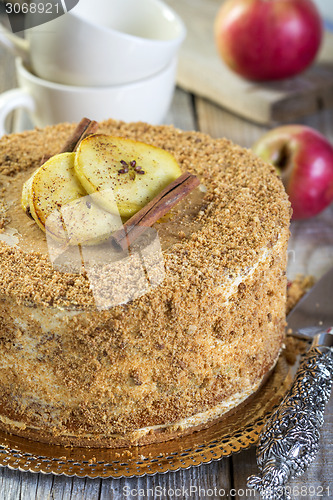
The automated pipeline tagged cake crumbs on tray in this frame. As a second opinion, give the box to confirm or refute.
[286,274,315,315]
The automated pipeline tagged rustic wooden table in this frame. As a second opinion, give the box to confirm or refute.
[0,15,333,500]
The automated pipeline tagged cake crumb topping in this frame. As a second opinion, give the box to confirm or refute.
[0,120,291,447]
[0,200,10,230]
[0,120,291,309]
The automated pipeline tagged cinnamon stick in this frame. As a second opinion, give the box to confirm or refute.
[111,172,200,252]
[59,117,99,153]
[40,117,98,164]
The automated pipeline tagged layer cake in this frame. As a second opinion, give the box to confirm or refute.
[0,120,291,447]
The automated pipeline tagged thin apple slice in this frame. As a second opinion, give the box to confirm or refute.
[74,134,182,219]
[21,173,35,214]
[21,165,43,215]
[30,152,85,236]
[29,152,121,245]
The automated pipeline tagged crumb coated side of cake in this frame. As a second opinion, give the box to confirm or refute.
[0,120,291,447]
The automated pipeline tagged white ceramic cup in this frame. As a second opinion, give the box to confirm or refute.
[0,57,177,136]
[0,0,186,86]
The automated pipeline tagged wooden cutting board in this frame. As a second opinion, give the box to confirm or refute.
[165,0,333,124]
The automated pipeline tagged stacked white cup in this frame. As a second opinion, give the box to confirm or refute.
[0,0,186,135]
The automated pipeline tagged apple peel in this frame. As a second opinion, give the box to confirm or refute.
[252,125,333,219]
[214,0,323,81]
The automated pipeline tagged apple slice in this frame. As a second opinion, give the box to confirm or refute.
[21,164,44,215]
[29,153,85,235]
[27,152,121,245]
[21,172,35,214]
[74,134,182,219]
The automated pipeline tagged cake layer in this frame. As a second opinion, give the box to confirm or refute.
[0,120,291,446]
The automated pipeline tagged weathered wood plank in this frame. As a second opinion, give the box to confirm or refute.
[0,467,22,499]
[195,90,333,147]
[0,456,233,500]
[34,474,54,500]
[195,96,268,146]
[165,0,333,125]
[164,87,197,131]
[97,457,232,500]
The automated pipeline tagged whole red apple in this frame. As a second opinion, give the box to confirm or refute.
[214,0,323,81]
[252,125,333,219]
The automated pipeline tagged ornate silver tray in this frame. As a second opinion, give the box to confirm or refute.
[0,340,307,479]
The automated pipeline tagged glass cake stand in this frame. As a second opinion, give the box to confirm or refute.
[0,339,308,479]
